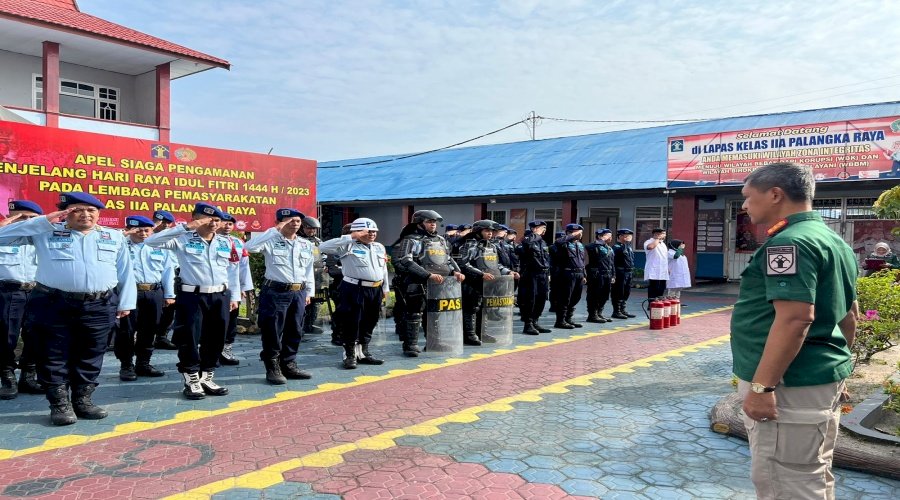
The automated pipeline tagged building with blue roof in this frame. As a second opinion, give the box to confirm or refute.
[319,101,900,280]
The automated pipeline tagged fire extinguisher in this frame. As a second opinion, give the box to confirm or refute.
[645,298,665,330]
[669,296,681,326]
[660,297,671,328]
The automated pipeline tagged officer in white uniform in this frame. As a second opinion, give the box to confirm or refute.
[0,200,42,400]
[319,218,388,369]
[244,208,315,384]
[116,215,176,381]
[0,192,136,425]
[217,212,254,366]
[151,209,179,351]
[144,202,240,400]
[643,227,669,300]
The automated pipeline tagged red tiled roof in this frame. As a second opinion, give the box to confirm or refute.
[0,0,230,68]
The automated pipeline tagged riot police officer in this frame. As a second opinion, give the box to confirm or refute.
[611,228,637,319]
[552,224,587,329]
[391,210,465,357]
[517,220,552,335]
[585,228,615,323]
[0,192,136,425]
[299,216,326,334]
[0,200,42,399]
[455,220,518,345]
[547,231,565,313]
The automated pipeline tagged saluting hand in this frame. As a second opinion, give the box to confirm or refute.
[0,213,23,227]
[185,217,213,230]
[43,208,73,223]
[350,230,367,240]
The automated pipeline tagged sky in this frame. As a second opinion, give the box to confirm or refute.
[80,0,900,162]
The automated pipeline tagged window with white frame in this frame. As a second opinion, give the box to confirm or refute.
[33,75,119,121]
[487,209,507,225]
[634,206,672,249]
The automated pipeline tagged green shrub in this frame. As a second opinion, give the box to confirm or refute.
[853,269,900,365]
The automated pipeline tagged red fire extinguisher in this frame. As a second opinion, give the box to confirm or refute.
[661,297,671,328]
[649,298,665,330]
[669,296,681,326]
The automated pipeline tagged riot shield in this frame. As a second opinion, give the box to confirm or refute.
[425,279,464,355]
[481,275,514,346]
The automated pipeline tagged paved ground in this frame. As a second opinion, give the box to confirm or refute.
[0,288,897,499]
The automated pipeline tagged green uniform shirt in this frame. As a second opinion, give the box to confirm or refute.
[730,211,857,387]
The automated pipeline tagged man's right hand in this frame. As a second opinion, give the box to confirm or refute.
[43,208,73,223]
[428,273,445,284]
[483,273,496,281]
[0,214,23,227]
[185,217,213,230]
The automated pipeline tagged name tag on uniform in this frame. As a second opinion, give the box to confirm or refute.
[99,232,112,240]
[352,249,367,255]
[185,243,204,255]
[53,230,71,238]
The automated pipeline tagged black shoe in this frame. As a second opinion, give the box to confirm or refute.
[611,311,628,319]
[280,361,313,379]
[533,322,552,334]
[304,325,324,334]
[47,385,77,426]
[402,342,421,357]
[343,357,357,369]
[199,371,228,396]
[154,337,178,350]
[18,368,42,394]
[135,363,164,377]
[586,315,604,323]
[463,335,482,346]
[264,359,287,385]
[0,369,17,400]
[182,372,205,400]
[119,363,137,382]
[554,321,575,329]
[343,345,358,369]
[604,316,613,323]
[567,320,583,328]
[624,310,636,318]
[72,385,108,420]
[522,322,540,335]
[219,343,240,366]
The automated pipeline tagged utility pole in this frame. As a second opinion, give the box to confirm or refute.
[530,110,536,140]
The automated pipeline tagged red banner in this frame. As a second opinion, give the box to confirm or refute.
[667,116,900,187]
[0,121,316,229]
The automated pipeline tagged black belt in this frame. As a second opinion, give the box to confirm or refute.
[564,268,585,273]
[263,279,306,292]
[137,283,162,291]
[615,267,633,271]
[35,284,114,301]
[0,280,36,292]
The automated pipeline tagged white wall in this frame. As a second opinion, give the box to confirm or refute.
[355,205,404,246]
[134,71,157,126]
[0,50,42,108]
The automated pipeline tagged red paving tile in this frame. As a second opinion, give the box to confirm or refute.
[0,311,732,498]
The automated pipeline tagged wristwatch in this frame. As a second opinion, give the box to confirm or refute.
[750,382,776,393]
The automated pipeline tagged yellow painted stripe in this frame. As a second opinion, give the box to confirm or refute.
[0,306,732,461]
[163,334,732,499]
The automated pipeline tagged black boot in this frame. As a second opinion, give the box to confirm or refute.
[0,368,17,400]
[358,344,384,365]
[342,344,357,369]
[462,313,482,346]
[532,319,552,333]
[611,302,628,319]
[72,385,108,420]
[135,362,164,377]
[219,343,240,366]
[154,335,178,350]
[264,358,287,385]
[199,370,228,396]
[522,320,540,335]
[565,309,583,328]
[119,362,137,381]
[598,304,613,322]
[622,301,636,318]
[586,309,604,323]
[280,360,312,379]
[554,311,574,329]
[402,320,422,357]
[17,365,43,394]
[46,385,77,426]
[182,372,205,400]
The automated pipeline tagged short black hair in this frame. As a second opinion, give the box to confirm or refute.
[745,162,815,202]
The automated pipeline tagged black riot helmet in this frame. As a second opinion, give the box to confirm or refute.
[302,216,321,229]
[412,210,442,225]
[472,219,501,233]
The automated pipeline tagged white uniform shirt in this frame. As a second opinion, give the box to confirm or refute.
[667,249,691,289]
[244,228,315,289]
[319,235,389,294]
[642,238,669,280]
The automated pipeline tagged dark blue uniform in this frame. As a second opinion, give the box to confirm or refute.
[516,231,551,332]
[585,239,615,321]
[552,233,586,328]
[612,239,636,318]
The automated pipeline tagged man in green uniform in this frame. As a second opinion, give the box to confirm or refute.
[731,162,858,500]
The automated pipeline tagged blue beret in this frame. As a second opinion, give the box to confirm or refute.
[565,223,584,231]
[192,202,226,219]
[555,231,565,238]
[275,208,305,222]
[58,192,105,210]
[617,228,634,235]
[8,200,43,215]
[528,219,546,228]
[445,224,457,230]
[125,215,155,228]
[458,224,473,230]
[220,212,236,223]
[152,210,175,223]
[596,228,612,236]
[498,224,510,231]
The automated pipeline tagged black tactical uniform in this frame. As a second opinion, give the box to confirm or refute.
[516,221,552,335]
[392,210,465,356]
[299,217,326,334]
[552,224,586,329]
[585,229,615,322]
[611,228,637,319]
[455,220,511,345]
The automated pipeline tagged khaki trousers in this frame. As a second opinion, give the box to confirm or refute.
[738,380,844,500]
